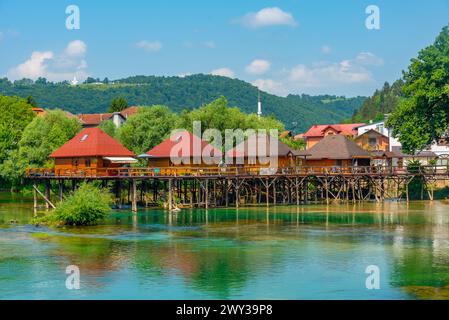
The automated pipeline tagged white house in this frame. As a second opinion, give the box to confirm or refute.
[356,121,401,152]
[357,120,449,165]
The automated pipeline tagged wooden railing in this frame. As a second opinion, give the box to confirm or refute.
[25,165,449,178]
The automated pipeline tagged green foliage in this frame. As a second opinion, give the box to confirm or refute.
[35,183,112,226]
[351,81,404,123]
[388,26,449,154]
[0,75,366,132]
[99,120,117,138]
[18,110,81,168]
[280,137,305,151]
[0,95,35,163]
[176,96,284,134]
[117,106,177,154]
[108,96,128,113]
[0,110,81,188]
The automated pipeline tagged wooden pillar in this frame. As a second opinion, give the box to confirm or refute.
[266,178,270,207]
[273,179,277,205]
[235,179,239,209]
[132,179,137,213]
[58,180,63,202]
[205,179,209,209]
[33,184,38,211]
[296,178,300,206]
[168,178,173,212]
[45,181,51,210]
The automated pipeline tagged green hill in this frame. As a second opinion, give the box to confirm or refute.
[0,74,366,132]
[351,80,404,123]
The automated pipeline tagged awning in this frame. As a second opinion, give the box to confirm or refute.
[103,157,138,164]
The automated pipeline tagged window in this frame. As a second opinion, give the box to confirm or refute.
[85,159,91,167]
[369,138,377,148]
[80,134,89,142]
[336,160,343,167]
[72,159,79,167]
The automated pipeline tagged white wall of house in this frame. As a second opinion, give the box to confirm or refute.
[112,113,126,128]
[356,121,401,152]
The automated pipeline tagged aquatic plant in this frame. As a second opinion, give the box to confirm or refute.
[34,183,112,226]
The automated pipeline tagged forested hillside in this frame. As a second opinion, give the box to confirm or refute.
[351,80,404,122]
[0,74,365,132]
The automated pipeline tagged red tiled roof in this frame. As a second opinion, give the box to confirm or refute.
[120,106,139,118]
[303,123,365,138]
[146,131,222,158]
[77,113,113,126]
[50,128,135,158]
[227,133,296,158]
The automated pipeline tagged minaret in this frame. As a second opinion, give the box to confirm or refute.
[257,90,262,118]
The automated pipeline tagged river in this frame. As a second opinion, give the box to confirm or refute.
[1,192,449,300]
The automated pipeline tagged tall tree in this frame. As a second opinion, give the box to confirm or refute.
[387,26,449,153]
[0,95,35,163]
[108,97,128,113]
[117,106,177,154]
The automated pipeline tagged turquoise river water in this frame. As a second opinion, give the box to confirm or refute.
[1,192,449,300]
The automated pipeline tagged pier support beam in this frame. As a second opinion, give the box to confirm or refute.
[132,179,137,213]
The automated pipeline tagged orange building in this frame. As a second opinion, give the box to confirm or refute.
[142,130,222,168]
[50,127,137,173]
[354,129,390,152]
[226,133,307,169]
[303,135,371,168]
[303,123,365,149]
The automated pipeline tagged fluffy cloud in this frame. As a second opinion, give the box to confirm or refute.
[245,59,271,75]
[136,40,162,52]
[7,40,88,82]
[211,68,235,78]
[252,52,383,96]
[64,40,87,56]
[237,7,298,28]
[253,79,287,96]
[355,52,384,66]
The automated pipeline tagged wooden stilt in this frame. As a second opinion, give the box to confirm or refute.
[132,179,137,213]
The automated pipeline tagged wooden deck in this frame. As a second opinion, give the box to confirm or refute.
[25,165,449,180]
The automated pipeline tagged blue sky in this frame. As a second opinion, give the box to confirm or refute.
[0,0,448,96]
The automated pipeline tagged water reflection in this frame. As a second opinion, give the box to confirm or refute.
[1,192,449,299]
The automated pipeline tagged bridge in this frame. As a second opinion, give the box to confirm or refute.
[26,165,449,212]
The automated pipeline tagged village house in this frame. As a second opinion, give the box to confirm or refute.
[303,123,365,149]
[141,130,222,168]
[50,127,137,174]
[77,106,139,129]
[226,133,309,171]
[302,135,371,170]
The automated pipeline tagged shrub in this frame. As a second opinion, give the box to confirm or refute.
[35,183,112,226]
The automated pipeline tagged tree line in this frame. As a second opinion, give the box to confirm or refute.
[0,95,301,190]
[0,74,365,132]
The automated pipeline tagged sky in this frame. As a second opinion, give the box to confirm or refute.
[0,0,448,97]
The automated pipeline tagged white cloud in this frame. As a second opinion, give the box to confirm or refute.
[321,45,332,54]
[211,68,235,78]
[7,40,88,82]
[64,40,87,56]
[245,59,271,75]
[253,79,286,96]
[252,52,383,96]
[355,52,384,66]
[203,41,216,49]
[136,40,162,52]
[237,7,298,29]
